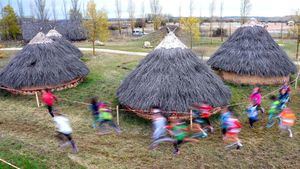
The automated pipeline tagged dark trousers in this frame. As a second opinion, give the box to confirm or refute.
[203,118,211,126]
[56,132,77,150]
[194,117,211,126]
[47,105,54,117]
[173,140,184,153]
[256,105,264,114]
[99,120,120,132]
[249,118,258,127]
[222,128,227,136]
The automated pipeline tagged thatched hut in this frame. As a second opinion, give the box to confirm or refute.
[142,25,189,46]
[117,32,231,119]
[21,20,87,42]
[46,29,83,58]
[0,32,89,95]
[207,23,297,85]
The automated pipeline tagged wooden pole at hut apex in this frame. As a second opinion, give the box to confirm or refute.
[116,105,120,125]
[190,109,193,129]
[35,92,40,107]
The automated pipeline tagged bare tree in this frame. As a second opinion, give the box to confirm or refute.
[17,0,24,19]
[240,0,251,25]
[149,0,162,30]
[219,0,224,42]
[189,0,194,17]
[62,0,68,20]
[178,2,182,18]
[70,0,82,21]
[7,0,11,6]
[209,0,215,44]
[128,0,135,33]
[115,0,122,35]
[35,0,48,21]
[295,10,300,60]
[178,1,182,27]
[141,0,146,33]
[81,0,87,19]
[0,1,3,17]
[51,0,57,21]
[30,0,35,19]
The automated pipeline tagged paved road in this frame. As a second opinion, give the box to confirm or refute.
[1,47,299,65]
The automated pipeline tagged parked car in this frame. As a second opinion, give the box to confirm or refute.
[132,30,145,36]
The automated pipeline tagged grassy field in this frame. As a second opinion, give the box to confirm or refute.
[72,37,299,60]
[1,34,298,60]
[0,51,300,168]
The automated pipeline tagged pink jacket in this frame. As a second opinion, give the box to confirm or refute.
[250,92,262,105]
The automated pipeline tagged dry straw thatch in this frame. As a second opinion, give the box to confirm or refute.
[207,24,297,85]
[142,25,189,46]
[0,32,89,94]
[117,32,231,113]
[21,20,87,42]
[46,29,83,58]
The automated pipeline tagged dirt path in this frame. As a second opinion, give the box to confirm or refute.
[1,47,300,65]
[0,47,211,60]
[0,47,148,57]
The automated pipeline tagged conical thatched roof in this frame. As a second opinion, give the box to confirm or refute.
[21,20,87,42]
[207,24,297,77]
[46,29,83,58]
[117,32,231,112]
[142,25,189,46]
[0,32,89,93]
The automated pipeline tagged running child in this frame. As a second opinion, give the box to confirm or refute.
[278,87,290,110]
[220,106,232,137]
[166,118,198,155]
[191,103,215,133]
[42,89,57,117]
[280,81,291,95]
[53,111,78,153]
[223,117,243,150]
[249,87,264,114]
[98,102,121,135]
[245,102,259,128]
[89,97,101,129]
[266,95,281,128]
[149,106,174,149]
[277,108,296,138]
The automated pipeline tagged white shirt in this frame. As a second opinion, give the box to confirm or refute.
[53,116,72,134]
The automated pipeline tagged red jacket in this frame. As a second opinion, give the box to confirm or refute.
[42,92,56,106]
[196,104,213,118]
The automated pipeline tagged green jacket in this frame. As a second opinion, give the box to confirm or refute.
[269,101,280,115]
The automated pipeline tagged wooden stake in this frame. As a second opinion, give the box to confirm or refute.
[190,109,193,129]
[116,105,120,126]
[35,92,40,107]
[0,158,20,169]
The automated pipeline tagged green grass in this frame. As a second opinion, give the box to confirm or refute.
[73,40,153,53]
[0,52,300,168]
[72,37,299,60]
[0,137,49,169]
[1,35,298,59]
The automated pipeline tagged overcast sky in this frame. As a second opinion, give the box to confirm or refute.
[0,0,299,19]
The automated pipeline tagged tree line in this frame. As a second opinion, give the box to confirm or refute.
[0,0,299,58]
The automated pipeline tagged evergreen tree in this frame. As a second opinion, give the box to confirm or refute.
[0,5,21,40]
